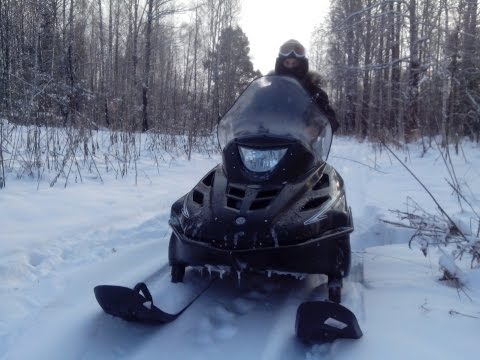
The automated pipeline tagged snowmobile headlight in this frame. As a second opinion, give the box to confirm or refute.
[238,146,287,172]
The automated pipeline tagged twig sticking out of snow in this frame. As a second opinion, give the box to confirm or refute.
[382,142,465,239]
[419,300,431,313]
[330,155,388,174]
[449,310,479,319]
[381,143,480,284]
[438,252,468,293]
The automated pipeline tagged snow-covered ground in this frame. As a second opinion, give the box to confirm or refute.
[1,136,479,359]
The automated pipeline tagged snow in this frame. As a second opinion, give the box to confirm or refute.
[1,135,480,359]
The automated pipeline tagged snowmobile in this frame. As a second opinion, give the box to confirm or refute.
[94,75,362,343]
[169,75,352,302]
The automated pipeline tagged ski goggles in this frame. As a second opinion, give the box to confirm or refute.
[279,42,306,58]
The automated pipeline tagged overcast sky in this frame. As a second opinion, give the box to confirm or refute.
[238,0,330,74]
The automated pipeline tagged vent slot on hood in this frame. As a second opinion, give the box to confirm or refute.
[202,171,215,187]
[257,188,281,198]
[192,190,204,206]
[301,196,330,212]
[249,186,282,210]
[313,174,329,190]
[226,185,246,210]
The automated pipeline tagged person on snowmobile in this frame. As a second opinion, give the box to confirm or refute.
[272,39,339,132]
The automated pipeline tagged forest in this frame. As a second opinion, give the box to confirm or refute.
[0,0,479,188]
[0,0,261,133]
[1,0,479,139]
[311,0,480,146]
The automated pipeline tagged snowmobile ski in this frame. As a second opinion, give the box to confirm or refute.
[295,253,364,343]
[94,270,215,324]
[295,300,363,343]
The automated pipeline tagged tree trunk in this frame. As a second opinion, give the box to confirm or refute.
[142,0,154,132]
[97,0,110,126]
[407,0,419,140]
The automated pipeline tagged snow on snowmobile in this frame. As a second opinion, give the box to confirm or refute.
[94,75,362,343]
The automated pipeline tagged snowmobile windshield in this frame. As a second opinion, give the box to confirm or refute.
[217,75,332,162]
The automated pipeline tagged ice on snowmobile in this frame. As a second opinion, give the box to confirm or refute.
[94,75,362,343]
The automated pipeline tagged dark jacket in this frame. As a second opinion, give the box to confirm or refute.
[272,57,339,132]
[302,71,339,132]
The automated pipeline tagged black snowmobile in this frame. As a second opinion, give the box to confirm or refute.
[169,75,352,303]
[94,75,362,343]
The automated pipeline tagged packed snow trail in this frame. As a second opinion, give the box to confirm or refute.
[4,257,365,360]
[98,270,365,360]
[2,239,169,360]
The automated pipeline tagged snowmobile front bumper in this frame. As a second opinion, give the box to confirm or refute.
[169,226,353,275]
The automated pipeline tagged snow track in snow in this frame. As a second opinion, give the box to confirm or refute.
[3,239,170,360]
[127,272,330,360]
[1,211,172,360]
[3,218,367,360]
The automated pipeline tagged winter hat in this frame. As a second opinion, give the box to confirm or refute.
[275,39,309,78]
